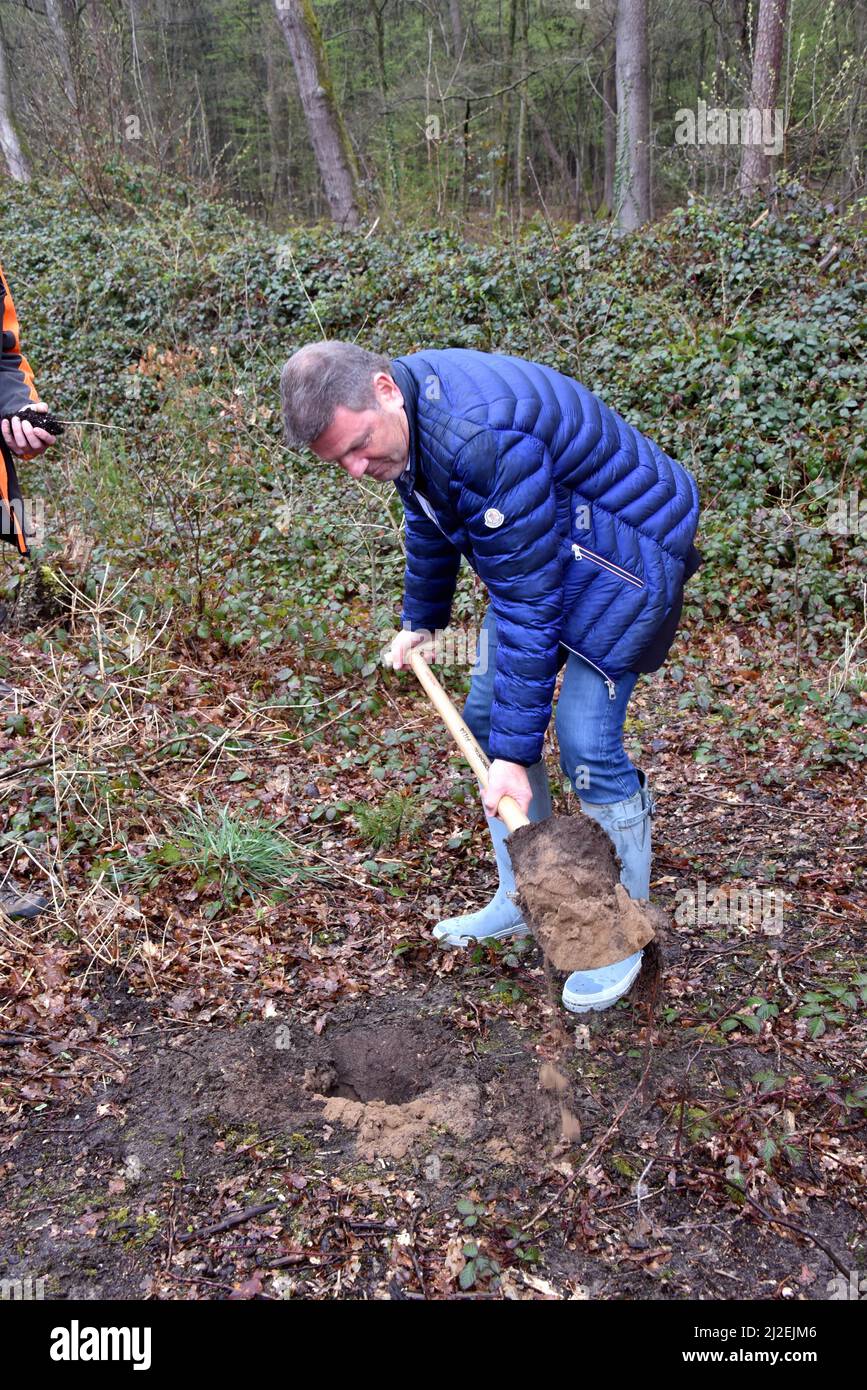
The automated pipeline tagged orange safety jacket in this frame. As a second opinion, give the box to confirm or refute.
[0,261,40,556]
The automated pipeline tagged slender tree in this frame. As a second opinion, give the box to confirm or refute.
[44,0,77,112]
[272,0,361,228]
[495,0,520,215]
[602,47,616,213]
[514,0,529,217]
[738,0,789,199]
[843,0,866,198]
[366,0,399,209]
[614,0,650,230]
[448,0,464,60]
[0,21,28,181]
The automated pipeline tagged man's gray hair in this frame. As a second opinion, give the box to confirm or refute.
[280,340,393,449]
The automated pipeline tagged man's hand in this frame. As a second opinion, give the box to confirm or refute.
[482,759,532,820]
[385,627,436,671]
[1,403,56,458]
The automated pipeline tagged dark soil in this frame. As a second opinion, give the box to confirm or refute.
[0,408,65,436]
[2,953,861,1301]
[321,1019,451,1102]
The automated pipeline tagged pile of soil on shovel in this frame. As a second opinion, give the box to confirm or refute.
[508,814,669,971]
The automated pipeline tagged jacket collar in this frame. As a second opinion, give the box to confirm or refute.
[389,358,420,498]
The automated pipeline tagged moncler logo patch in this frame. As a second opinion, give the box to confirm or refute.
[484,508,505,528]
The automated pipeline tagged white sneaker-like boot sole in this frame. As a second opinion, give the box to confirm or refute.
[561,950,644,1014]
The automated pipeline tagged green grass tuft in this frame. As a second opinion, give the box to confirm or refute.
[124,801,326,905]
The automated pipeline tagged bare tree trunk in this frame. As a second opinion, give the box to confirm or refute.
[273,0,361,228]
[461,96,471,214]
[738,0,789,199]
[448,0,464,59]
[263,36,285,214]
[603,48,616,212]
[614,0,650,231]
[514,0,529,217]
[530,103,570,187]
[843,0,866,199]
[367,0,398,209]
[44,0,77,111]
[128,0,162,155]
[495,0,520,216]
[0,24,28,181]
[734,0,755,72]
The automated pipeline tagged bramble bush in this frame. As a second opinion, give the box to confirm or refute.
[3,172,864,750]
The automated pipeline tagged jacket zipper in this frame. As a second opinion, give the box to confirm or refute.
[559,641,618,700]
[571,543,645,589]
[566,544,644,698]
[405,493,626,700]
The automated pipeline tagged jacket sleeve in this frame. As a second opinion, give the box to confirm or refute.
[400,489,462,633]
[456,429,564,767]
[0,264,38,417]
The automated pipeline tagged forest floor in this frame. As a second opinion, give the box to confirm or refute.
[1,618,864,1302]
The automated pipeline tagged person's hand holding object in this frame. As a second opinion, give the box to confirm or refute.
[386,628,437,670]
[1,403,57,458]
[482,758,532,820]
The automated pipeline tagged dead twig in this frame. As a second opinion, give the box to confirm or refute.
[669,1157,851,1278]
[176,1200,282,1245]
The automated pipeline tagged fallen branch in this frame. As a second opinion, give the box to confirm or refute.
[176,1200,282,1245]
[817,244,841,272]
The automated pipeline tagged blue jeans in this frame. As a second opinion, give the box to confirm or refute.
[462,606,640,805]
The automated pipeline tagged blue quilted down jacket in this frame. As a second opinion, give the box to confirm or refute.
[389,349,701,767]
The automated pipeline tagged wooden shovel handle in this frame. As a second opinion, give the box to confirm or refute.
[408,649,530,833]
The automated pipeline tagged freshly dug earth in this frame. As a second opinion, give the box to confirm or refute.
[509,815,667,970]
[0,985,590,1298]
[301,1019,481,1160]
[319,1086,480,1161]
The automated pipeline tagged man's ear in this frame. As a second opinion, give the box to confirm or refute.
[374,371,402,408]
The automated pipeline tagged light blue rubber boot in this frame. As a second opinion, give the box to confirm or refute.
[562,770,655,1013]
[433,759,552,948]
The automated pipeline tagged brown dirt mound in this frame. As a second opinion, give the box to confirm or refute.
[304,1019,481,1160]
[508,814,666,970]
[319,1084,480,1161]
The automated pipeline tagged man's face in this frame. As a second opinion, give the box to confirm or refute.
[310,371,409,482]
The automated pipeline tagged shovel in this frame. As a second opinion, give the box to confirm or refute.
[409,649,661,971]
